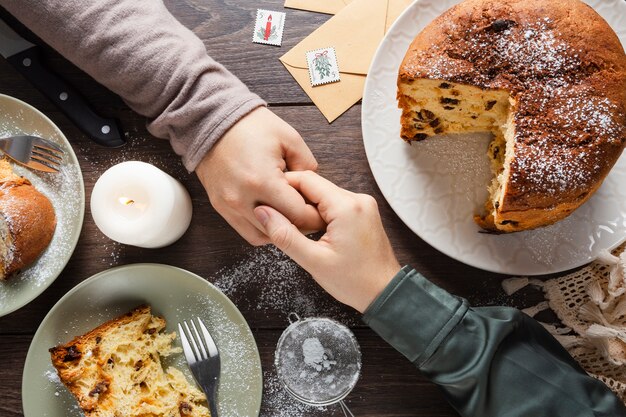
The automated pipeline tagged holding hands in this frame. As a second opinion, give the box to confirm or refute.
[196,108,325,245]
[196,107,399,313]
[254,171,400,313]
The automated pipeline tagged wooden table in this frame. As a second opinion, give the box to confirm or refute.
[0,1,548,416]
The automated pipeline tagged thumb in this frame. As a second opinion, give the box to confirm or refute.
[254,205,320,268]
[283,134,318,171]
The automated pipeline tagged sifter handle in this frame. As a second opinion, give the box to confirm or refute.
[287,312,301,324]
[340,401,355,417]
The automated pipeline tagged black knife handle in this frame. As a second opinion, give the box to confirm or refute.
[6,46,126,147]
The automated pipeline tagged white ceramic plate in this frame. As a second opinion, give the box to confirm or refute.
[0,94,84,316]
[22,264,263,417]
[362,0,626,276]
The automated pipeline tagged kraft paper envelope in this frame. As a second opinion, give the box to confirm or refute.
[279,0,412,122]
[284,0,353,15]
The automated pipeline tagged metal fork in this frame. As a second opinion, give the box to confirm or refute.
[0,135,64,173]
[178,317,220,417]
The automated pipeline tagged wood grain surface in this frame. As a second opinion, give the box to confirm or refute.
[0,1,553,416]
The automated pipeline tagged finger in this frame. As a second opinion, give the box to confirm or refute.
[254,205,327,269]
[282,130,318,171]
[258,179,326,232]
[285,171,346,205]
[219,209,270,246]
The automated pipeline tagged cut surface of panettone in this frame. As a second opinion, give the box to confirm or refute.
[397,0,626,233]
[49,305,210,417]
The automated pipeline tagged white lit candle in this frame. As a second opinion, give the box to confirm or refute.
[90,161,192,248]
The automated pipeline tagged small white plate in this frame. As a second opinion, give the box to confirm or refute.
[0,94,84,316]
[22,264,263,417]
[362,0,626,276]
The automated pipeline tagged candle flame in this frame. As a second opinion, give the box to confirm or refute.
[118,197,135,206]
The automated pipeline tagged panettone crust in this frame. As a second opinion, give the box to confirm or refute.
[0,159,56,279]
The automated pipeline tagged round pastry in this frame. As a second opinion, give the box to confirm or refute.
[397,0,626,232]
[0,160,56,279]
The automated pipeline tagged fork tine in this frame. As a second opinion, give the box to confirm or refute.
[26,158,59,173]
[197,318,219,358]
[178,323,198,364]
[190,319,208,360]
[33,145,63,160]
[31,137,64,154]
[31,150,62,166]
[30,154,61,170]
[183,321,202,362]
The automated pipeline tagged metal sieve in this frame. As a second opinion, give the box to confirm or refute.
[274,313,361,416]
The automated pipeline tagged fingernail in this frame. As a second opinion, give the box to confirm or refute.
[254,207,270,228]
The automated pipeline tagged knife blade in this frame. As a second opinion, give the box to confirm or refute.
[0,18,125,147]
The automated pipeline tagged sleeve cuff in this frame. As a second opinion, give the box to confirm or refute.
[362,266,469,366]
[182,95,266,171]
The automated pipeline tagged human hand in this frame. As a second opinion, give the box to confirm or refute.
[253,171,401,313]
[196,107,324,245]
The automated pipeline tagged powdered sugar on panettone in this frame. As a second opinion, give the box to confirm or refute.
[402,6,626,207]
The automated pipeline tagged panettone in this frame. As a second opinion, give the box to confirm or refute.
[397,0,626,232]
[49,305,210,417]
[0,159,56,278]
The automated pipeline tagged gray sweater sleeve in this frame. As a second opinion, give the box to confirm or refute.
[1,0,266,171]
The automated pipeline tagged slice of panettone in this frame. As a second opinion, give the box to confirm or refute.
[49,305,210,417]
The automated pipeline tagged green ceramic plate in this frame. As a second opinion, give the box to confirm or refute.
[0,94,85,317]
[22,264,263,417]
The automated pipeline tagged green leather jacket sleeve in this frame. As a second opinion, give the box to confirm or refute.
[363,266,626,417]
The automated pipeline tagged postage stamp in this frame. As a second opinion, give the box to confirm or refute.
[253,9,286,46]
[306,47,340,86]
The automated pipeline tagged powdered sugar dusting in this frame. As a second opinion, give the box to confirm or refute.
[263,370,331,417]
[75,126,188,180]
[44,369,60,384]
[552,95,622,140]
[213,245,358,324]
[511,92,623,196]
[0,115,83,313]
[420,17,583,88]
[44,369,64,402]
[492,18,579,88]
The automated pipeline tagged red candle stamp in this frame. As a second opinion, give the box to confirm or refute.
[253,9,286,47]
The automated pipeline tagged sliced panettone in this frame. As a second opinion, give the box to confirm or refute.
[397,0,626,233]
[49,305,210,417]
